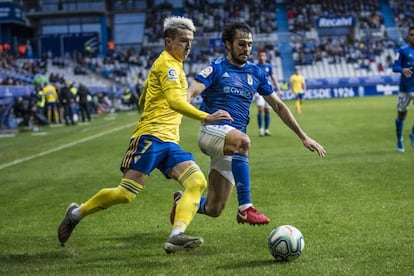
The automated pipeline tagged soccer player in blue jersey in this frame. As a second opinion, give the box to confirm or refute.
[57,16,232,254]
[254,50,282,136]
[392,26,414,152]
[170,22,325,226]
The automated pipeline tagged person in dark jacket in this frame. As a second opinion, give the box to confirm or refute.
[76,83,91,122]
[59,81,76,125]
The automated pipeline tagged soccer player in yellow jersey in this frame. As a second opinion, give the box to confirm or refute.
[43,83,60,123]
[58,16,232,253]
[290,67,306,114]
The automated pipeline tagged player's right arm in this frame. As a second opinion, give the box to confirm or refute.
[138,80,147,110]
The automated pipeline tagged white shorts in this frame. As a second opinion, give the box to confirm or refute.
[397,92,414,112]
[197,124,235,185]
[253,93,270,109]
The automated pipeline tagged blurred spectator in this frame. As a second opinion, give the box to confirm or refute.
[26,40,33,58]
[13,96,38,128]
[74,65,87,75]
[76,83,92,122]
[59,81,76,125]
[33,85,49,126]
[93,92,113,114]
[107,40,115,53]
[43,82,60,124]
[377,62,384,72]
[17,43,27,58]
[121,87,138,110]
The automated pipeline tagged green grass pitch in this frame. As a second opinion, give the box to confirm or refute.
[0,96,413,275]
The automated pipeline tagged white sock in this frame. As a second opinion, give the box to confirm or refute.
[169,228,183,238]
[239,203,253,211]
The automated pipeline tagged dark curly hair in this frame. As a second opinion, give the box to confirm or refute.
[221,22,252,44]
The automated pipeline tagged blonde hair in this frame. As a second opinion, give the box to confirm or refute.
[163,16,196,38]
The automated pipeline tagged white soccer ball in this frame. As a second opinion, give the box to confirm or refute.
[268,225,305,261]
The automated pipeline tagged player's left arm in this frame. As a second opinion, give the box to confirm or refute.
[264,93,326,157]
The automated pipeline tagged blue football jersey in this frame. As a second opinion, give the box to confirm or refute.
[196,57,274,133]
[257,62,273,79]
[392,45,414,92]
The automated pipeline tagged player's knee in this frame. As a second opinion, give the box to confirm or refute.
[225,130,251,155]
[188,170,207,192]
[237,135,251,154]
[182,167,207,193]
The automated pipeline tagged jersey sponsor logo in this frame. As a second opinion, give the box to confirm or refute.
[167,68,178,81]
[199,66,213,78]
[247,74,253,85]
[223,86,254,98]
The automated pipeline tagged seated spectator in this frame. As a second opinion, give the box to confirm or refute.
[120,88,138,110]
[74,65,87,75]
[13,96,35,128]
[359,59,370,71]
[377,62,384,72]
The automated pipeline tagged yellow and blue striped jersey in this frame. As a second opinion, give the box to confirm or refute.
[43,84,58,103]
[132,50,207,143]
[290,74,305,94]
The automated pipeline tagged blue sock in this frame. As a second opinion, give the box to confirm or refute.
[232,153,251,206]
[257,113,263,129]
[395,118,404,139]
[411,125,414,135]
[264,114,270,130]
[197,196,207,214]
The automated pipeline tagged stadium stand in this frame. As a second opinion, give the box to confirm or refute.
[285,0,400,78]
[0,0,408,133]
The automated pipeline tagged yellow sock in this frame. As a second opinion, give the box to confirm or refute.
[47,109,52,122]
[173,165,207,231]
[79,178,143,218]
[54,110,59,122]
[295,100,301,113]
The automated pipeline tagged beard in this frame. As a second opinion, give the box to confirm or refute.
[230,51,248,66]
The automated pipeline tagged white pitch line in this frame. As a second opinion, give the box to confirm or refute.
[0,122,135,171]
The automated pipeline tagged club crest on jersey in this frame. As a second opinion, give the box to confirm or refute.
[247,74,253,85]
[199,66,213,78]
[167,68,178,81]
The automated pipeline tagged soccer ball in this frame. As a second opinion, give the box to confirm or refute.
[268,225,304,261]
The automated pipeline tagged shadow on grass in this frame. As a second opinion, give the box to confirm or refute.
[0,232,162,264]
[0,251,63,264]
[216,258,294,270]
